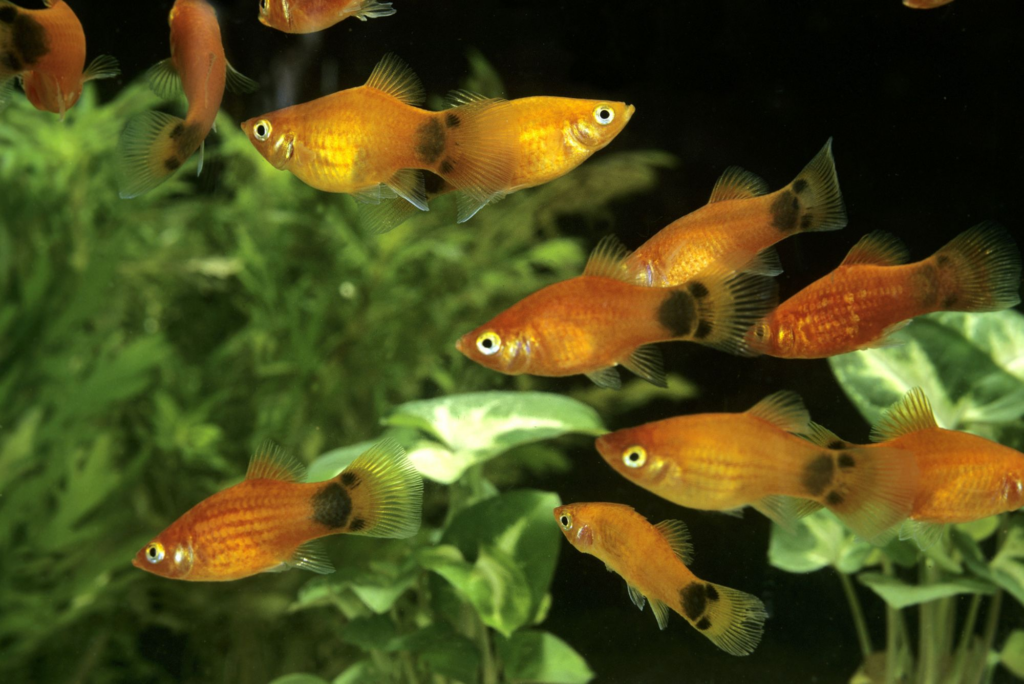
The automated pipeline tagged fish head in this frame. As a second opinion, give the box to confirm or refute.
[595,424,671,488]
[745,316,793,356]
[257,0,283,30]
[455,316,534,376]
[1002,472,1024,510]
[132,531,195,580]
[565,100,635,152]
[553,503,595,550]
[241,114,297,170]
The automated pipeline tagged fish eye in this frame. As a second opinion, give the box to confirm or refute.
[260,0,268,10]
[754,322,770,341]
[476,331,501,356]
[593,105,615,126]
[254,119,272,141]
[622,446,647,468]
[559,514,572,529]
[145,542,165,564]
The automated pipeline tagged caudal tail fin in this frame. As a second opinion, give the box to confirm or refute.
[932,221,1022,312]
[336,438,423,538]
[117,111,204,198]
[677,580,767,656]
[772,138,847,234]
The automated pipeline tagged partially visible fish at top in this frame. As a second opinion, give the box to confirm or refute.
[360,93,635,233]
[259,0,396,34]
[242,53,516,220]
[116,0,259,199]
[625,139,847,287]
[0,0,119,118]
[904,0,954,9]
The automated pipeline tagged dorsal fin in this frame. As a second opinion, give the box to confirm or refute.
[840,231,910,267]
[445,89,489,108]
[870,387,939,442]
[654,519,695,565]
[583,235,635,281]
[746,390,811,434]
[246,440,306,482]
[799,422,853,450]
[364,53,425,107]
[708,167,769,203]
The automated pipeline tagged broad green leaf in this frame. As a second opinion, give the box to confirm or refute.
[991,514,1024,606]
[857,572,994,609]
[957,516,1002,542]
[768,509,875,574]
[337,614,399,652]
[306,440,376,483]
[1000,630,1024,678]
[332,661,386,684]
[497,630,594,684]
[268,675,330,684]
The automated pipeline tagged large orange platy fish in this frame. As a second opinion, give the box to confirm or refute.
[746,222,1022,359]
[0,0,118,118]
[803,388,1024,550]
[258,0,396,34]
[456,235,777,388]
[133,440,422,581]
[361,92,635,232]
[117,0,258,199]
[595,391,919,544]
[242,54,514,219]
[554,502,767,656]
[625,139,847,286]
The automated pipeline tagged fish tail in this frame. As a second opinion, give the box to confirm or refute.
[116,111,202,198]
[932,221,1022,312]
[354,0,397,20]
[0,1,48,81]
[802,445,919,545]
[334,438,423,538]
[0,75,15,112]
[772,138,847,234]
[677,580,767,656]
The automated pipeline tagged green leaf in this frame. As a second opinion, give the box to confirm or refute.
[497,630,594,684]
[332,661,386,684]
[392,623,480,683]
[1000,630,1024,678]
[337,614,399,652]
[305,440,377,483]
[268,675,330,684]
[991,514,1024,606]
[857,572,994,609]
[768,509,876,574]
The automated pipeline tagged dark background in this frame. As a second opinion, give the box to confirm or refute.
[76,0,1023,681]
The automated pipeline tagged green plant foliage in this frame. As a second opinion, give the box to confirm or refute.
[1000,630,1024,678]
[857,573,994,609]
[496,630,595,684]
[768,509,876,575]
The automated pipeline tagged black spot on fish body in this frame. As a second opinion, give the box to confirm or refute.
[801,214,814,230]
[438,159,454,176]
[838,453,855,469]
[705,584,719,602]
[680,583,709,620]
[770,190,800,233]
[164,157,182,171]
[341,471,360,488]
[2,50,21,72]
[792,178,808,194]
[12,12,49,67]
[348,517,366,532]
[826,491,845,506]
[943,293,958,308]
[696,617,712,631]
[311,482,352,529]
[170,123,185,139]
[0,6,16,23]
[658,290,697,337]
[936,254,950,267]
[415,118,446,165]
[802,454,834,496]
[828,439,848,450]
[688,281,709,299]
[445,112,460,128]
[694,320,713,340]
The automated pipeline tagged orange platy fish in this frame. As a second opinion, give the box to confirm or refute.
[554,502,767,656]
[258,0,396,34]
[117,0,258,199]
[746,223,1022,359]
[803,388,1024,550]
[361,93,635,232]
[594,391,919,543]
[0,0,119,118]
[624,139,847,286]
[904,0,954,9]
[133,440,422,581]
[456,235,776,389]
[241,54,514,218]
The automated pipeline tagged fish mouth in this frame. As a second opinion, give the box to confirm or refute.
[623,104,635,123]
[454,336,467,355]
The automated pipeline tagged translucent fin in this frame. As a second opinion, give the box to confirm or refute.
[899,519,946,551]
[339,438,423,539]
[775,137,847,233]
[360,196,422,234]
[626,583,646,611]
[583,234,634,281]
[0,76,15,113]
[585,366,622,390]
[871,387,938,442]
[650,598,671,630]
[454,191,490,223]
[751,495,821,530]
[445,89,490,108]
[226,61,259,94]
[621,344,666,388]
[679,582,767,657]
[82,54,120,82]
[799,422,853,450]
[932,221,1023,312]
[386,168,429,211]
[743,246,783,277]
[289,539,335,574]
[840,231,910,267]
[196,140,204,177]
[116,111,198,198]
[653,519,695,565]
[708,167,769,203]
[746,390,811,434]
[364,53,424,106]
[146,59,182,101]
[863,319,912,349]
[434,97,515,208]
[246,440,306,482]
[354,0,396,20]
[675,266,779,357]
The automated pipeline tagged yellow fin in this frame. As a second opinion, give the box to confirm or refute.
[871,387,939,441]
[445,89,490,107]
[653,519,694,565]
[82,54,119,83]
[932,221,1022,312]
[746,390,810,434]
[226,61,259,94]
[288,539,335,574]
[340,438,423,539]
[364,53,424,107]
[246,440,306,482]
[621,344,666,388]
[626,582,646,611]
[799,422,853,449]
[650,597,671,630]
[840,231,909,267]
[434,97,515,209]
[777,137,847,233]
[146,58,182,101]
[386,168,428,211]
[708,166,768,203]
[679,581,767,656]
[583,234,636,281]
[354,0,396,20]
[116,111,198,198]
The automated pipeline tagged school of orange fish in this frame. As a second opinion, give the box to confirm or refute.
[3,0,1020,658]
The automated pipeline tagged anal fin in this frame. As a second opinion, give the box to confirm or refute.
[289,539,335,575]
[621,344,667,388]
[650,597,671,630]
[83,55,120,83]
[626,583,646,611]
[585,366,621,390]
[386,169,429,211]
[899,520,946,551]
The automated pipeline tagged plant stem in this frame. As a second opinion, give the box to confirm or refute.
[475,613,498,684]
[947,594,982,684]
[881,557,903,684]
[838,570,873,660]
[918,558,946,684]
[972,515,1011,684]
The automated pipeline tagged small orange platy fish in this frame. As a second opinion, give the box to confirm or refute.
[904,0,954,9]
[554,502,768,656]
[117,0,258,199]
[624,139,847,286]
[133,439,423,581]
[594,391,919,544]
[455,235,777,389]
[241,54,515,218]
[746,222,1022,359]
[360,93,636,233]
[258,0,396,34]
[802,388,1024,550]
[0,0,119,118]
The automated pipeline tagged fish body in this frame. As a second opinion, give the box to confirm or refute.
[747,223,1022,358]
[625,139,847,286]
[133,440,422,581]
[0,0,118,117]
[259,0,396,34]
[595,391,919,543]
[455,236,776,389]
[904,0,954,8]
[554,502,767,656]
